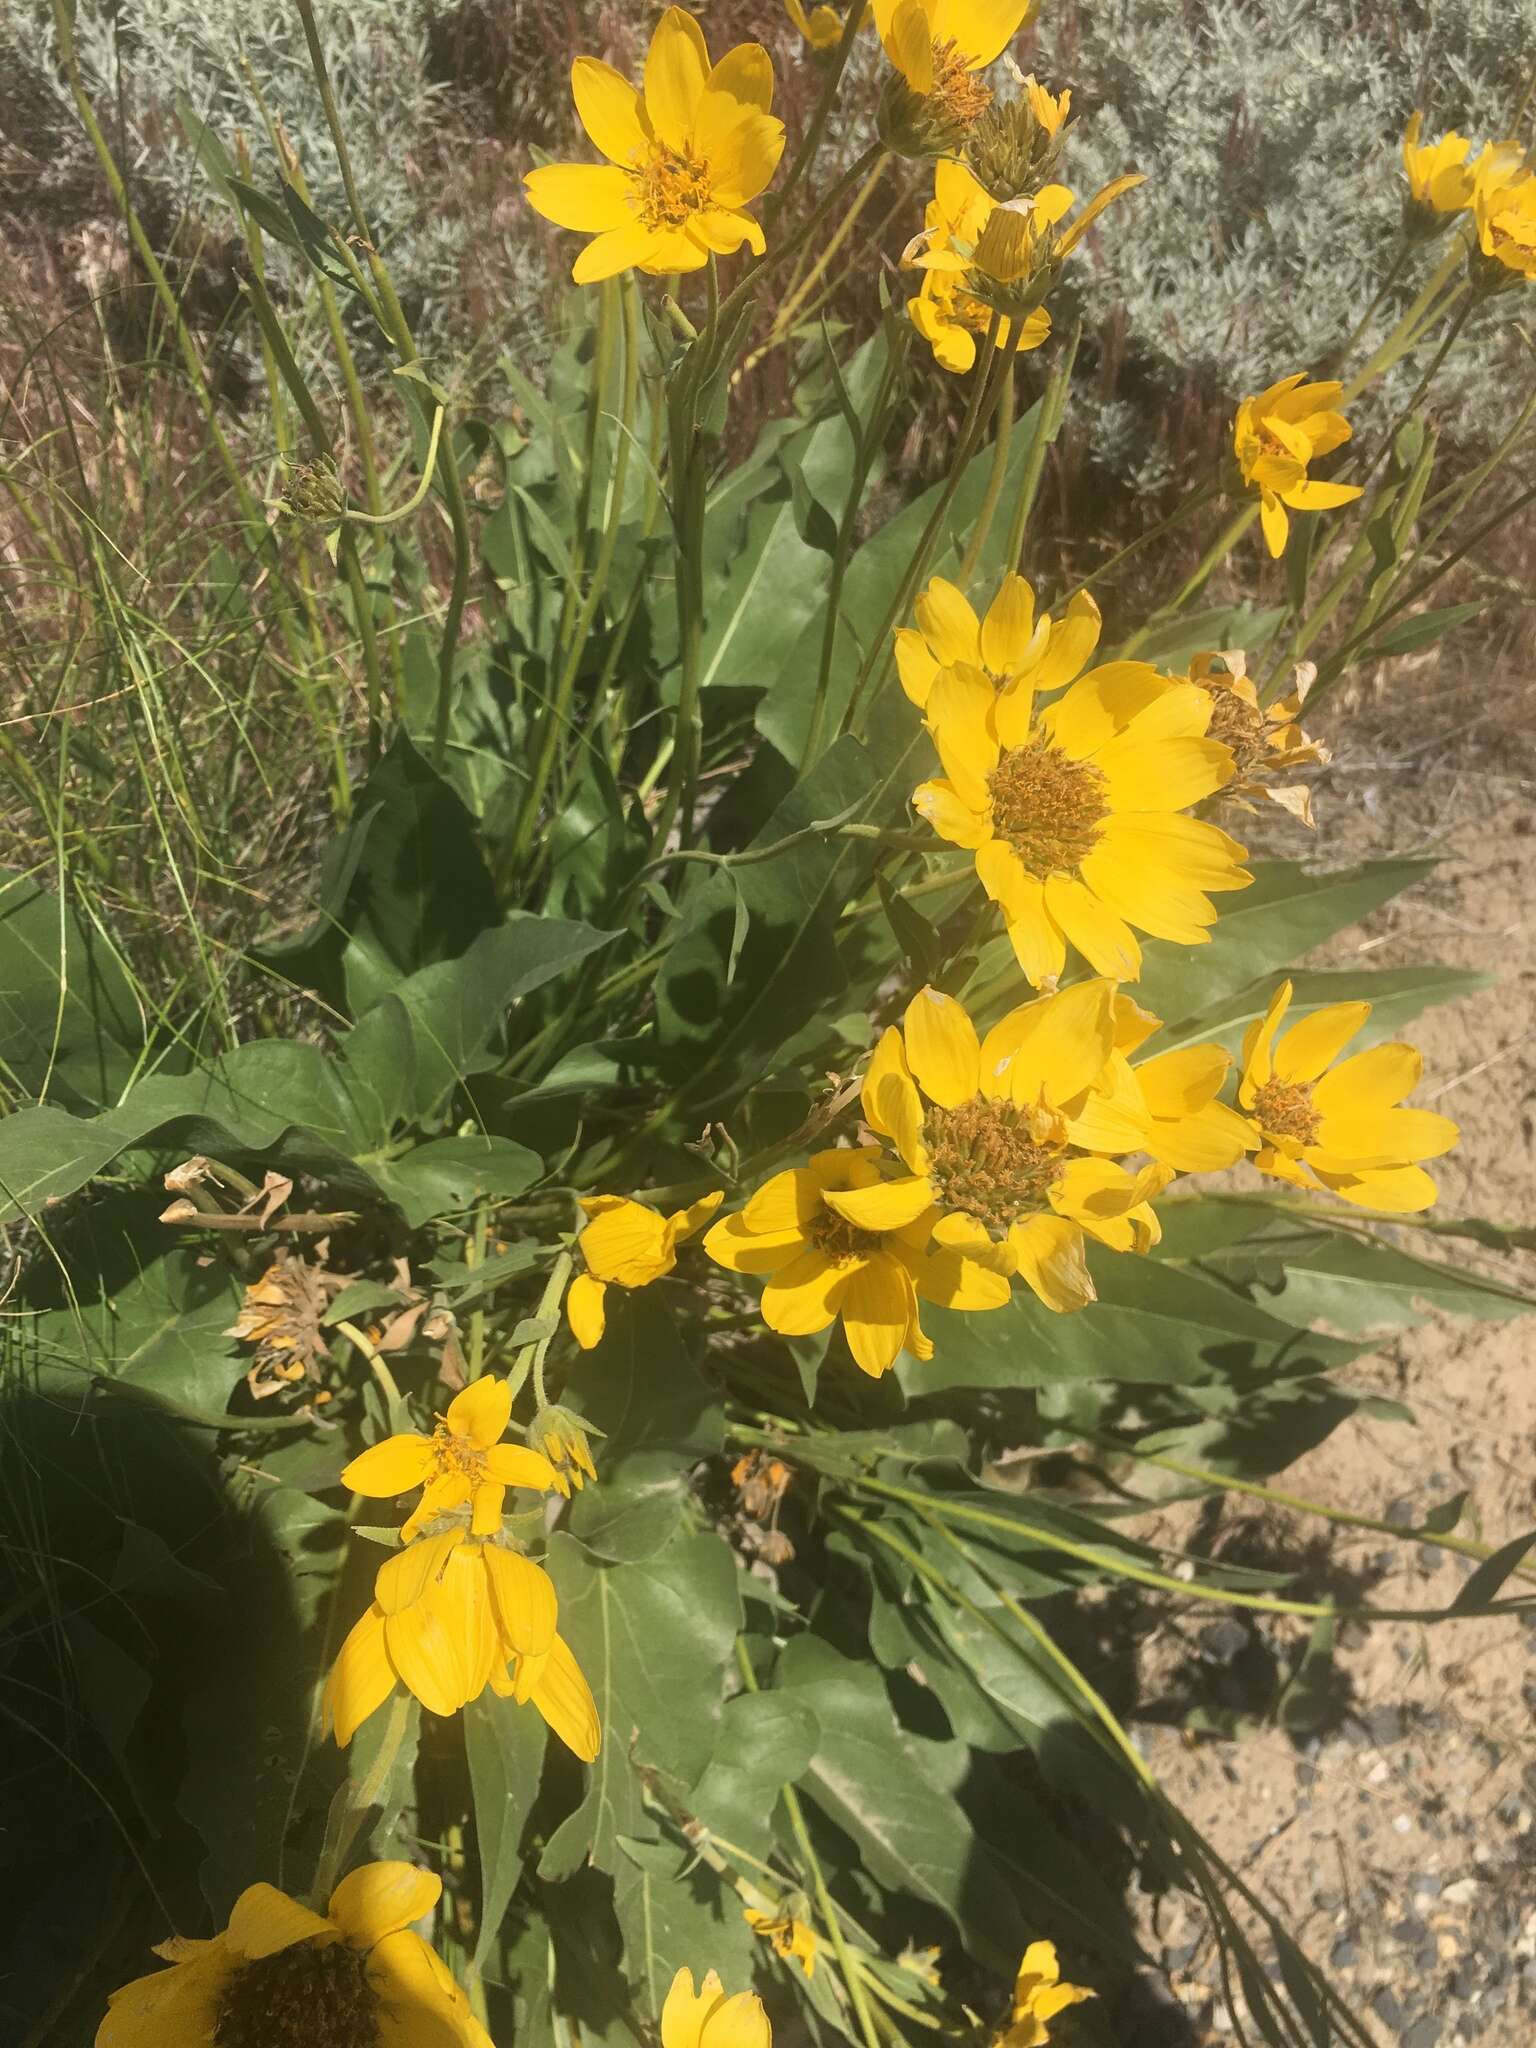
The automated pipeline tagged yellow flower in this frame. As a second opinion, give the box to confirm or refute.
[662,1969,771,2048]
[1066,994,1256,1174]
[97,1860,490,2048]
[323,1527,601,1761]
[341,1375,558,1542]
[904,161,1055,369]
[1400,112,1476,229]
[998,1941,1095,2047]
[895,570,1101,711]
[873,0,1036,151]
[862,982,1171,1313]
[567,1189,724,1348]
[744,1906,818,1975]
[1238,980,1459,1211]
[785,0,844,53]
[1233,374,1364,558]
[913,658,1250,986]
[704,1145,1012,1376]
[523,9,785,284]
[904,161,1142,370]
[530,1404,599,1494]
[1472,166,1536,284]
[1185,650,1329,824]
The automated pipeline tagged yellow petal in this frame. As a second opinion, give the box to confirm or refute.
[1042,874,1141,981]
[914,576,982,666]
[97,1952,230,2046]
[743,1166,824,1233]
[226,1883,333,1961]
[1311,1041,1421,1114]
[1313,1162,1439,1212]
[645,6,711,153]
[529,1632,602,1761]
[896,628,941,706]
[523,163,637,232]
[1135,1044,1230,1118]
[384,1598,471,1719]
[926,663,999,807]
[374,1530,466,1616]
[703,1210,808,1274]
[483,1546,560,1659]
[367,1928,494,2048]
[572,56,649,165]
[902,984,982,1107]
[445,1374,511,1449]
[662,1969,713,2048]
[323,1605,395,1749]
[912,776,990,847]
[1259,491,1289,557]
[1094,734,1235,812]
[328,1862,442,1950]
[1283,479,1362,512]
[1007,1214,1094,1312]
[862,1024,928,1170]
[886,0,936,90]
[483,1443,560,1492]
[1239,980,1293,1100]
[693,102,785,208]
[566,1271,608,1349]
[822,1174,937,1231]
[761,1248,849,1334]
[709,41,774,112]
[1315,1104,1459,1166]
[839,1256,919,1377]
[1274,1001,1369,1084]
[667,1188,726,1242]
[579,1197,675,1284]
[1041,659,1169,759]
[939,0,1033,67]
[471,1480,506,1538]
[986,978,1115,1111]
[341,1433,436,1500]
[1033,589,1102,693]
[979,572,1036,674]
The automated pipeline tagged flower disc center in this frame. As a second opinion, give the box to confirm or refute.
[433,1421,488,1486]
[1252,1077,1322,1148]
[929,39,992,131]
[1201,686,1268,778]
[924,1100,1065,1232]
[808,1208,885,1264]
[215,1938,377,2048]
[987,737,1109,880]
[636,146,713,230]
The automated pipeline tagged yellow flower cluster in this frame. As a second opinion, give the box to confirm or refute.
[323,1376,601,1762]
[1402,114,1536,283]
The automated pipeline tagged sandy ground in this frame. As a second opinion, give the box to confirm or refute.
[1119,688,1536,2046]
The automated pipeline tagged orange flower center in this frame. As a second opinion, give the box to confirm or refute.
[807,1207,885,1264]
[924,1099,1066,1233]
[988,736,1110,879]
[928,38,992,130]
[1253,1077,1322,1147]
[430,1420,488,1487]
[216,1937,376,2048]
[634,144,714,230]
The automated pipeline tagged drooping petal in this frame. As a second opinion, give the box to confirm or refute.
[839,1256,919,1377]
[760,1248,850,1335]
[483,1546,560,1660]
[895,628,942,707]
[528,1632,602,1761]
[226,1883,333,1961]
[912,776,990,846]
[862,1024,929,1172]
[579,1197,676,1285]
[901,984,982,1107]
[329,1862,442,1951]
[566,1271,608,1349]
[383,1598,472,1719]
[1260,491,1290,557]
[1007,1214,1094,1312]
[374,1530,466,1617]
[341,1433,436,1498]
[323,1605,396,1748]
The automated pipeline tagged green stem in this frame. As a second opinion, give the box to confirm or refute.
[734,1642,884,2048]
[344,405,444,525]
[1003,317,1080,575]
[766,0,871,224]
[339,526,388,767]
[958,354,1014,584]
[1132,1449,1536,1585]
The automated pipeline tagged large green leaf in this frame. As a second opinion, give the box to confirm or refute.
[776,1634,1026,1972]
[0,868,145,1111]
[1244,1229,1533,1331]
[466,1694,547,1969]
[565,1295,724,1563]
[903,1250,1360,1398]
[688,1689,820,1862]
[612,1838,757,2025]
[1133,856,1436,1035]
[539,1528,743,1880]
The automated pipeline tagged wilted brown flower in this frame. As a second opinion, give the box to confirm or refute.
[226,1249,344,1398]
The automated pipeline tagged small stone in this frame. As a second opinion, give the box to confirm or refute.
[1365,1704,1405,1743]
[1330,1937,1357,1968]
[1393,1915,1429,1945]
[1393,1813,1414,1834]
[1443,1876,1480,1904]
[1372,1986,1407,2030]
[1402,2015,1443,2048]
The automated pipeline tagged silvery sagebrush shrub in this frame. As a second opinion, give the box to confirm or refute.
[1034,0,1536,484]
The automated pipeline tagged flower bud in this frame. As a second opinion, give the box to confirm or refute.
[530,1405,599,1495]
[277,456,346,526]
[965,94,1069,204]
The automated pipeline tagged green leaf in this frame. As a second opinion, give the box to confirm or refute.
[566,1295,724,1563]
[1447,1529,1536,1615]
[539,1528,743,1880]
[1366,602,1482,658]
[904,1250,1359,1397]
[688,1689,820,1861]
[466,1694,547,1969]
[0,868,145,1111]
[776,1635,1027,1972]
[369,1134,543,1229]
[1258,1231,1533,1332]
[612,1839,757,2025]
[1133,856,1436,1037]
